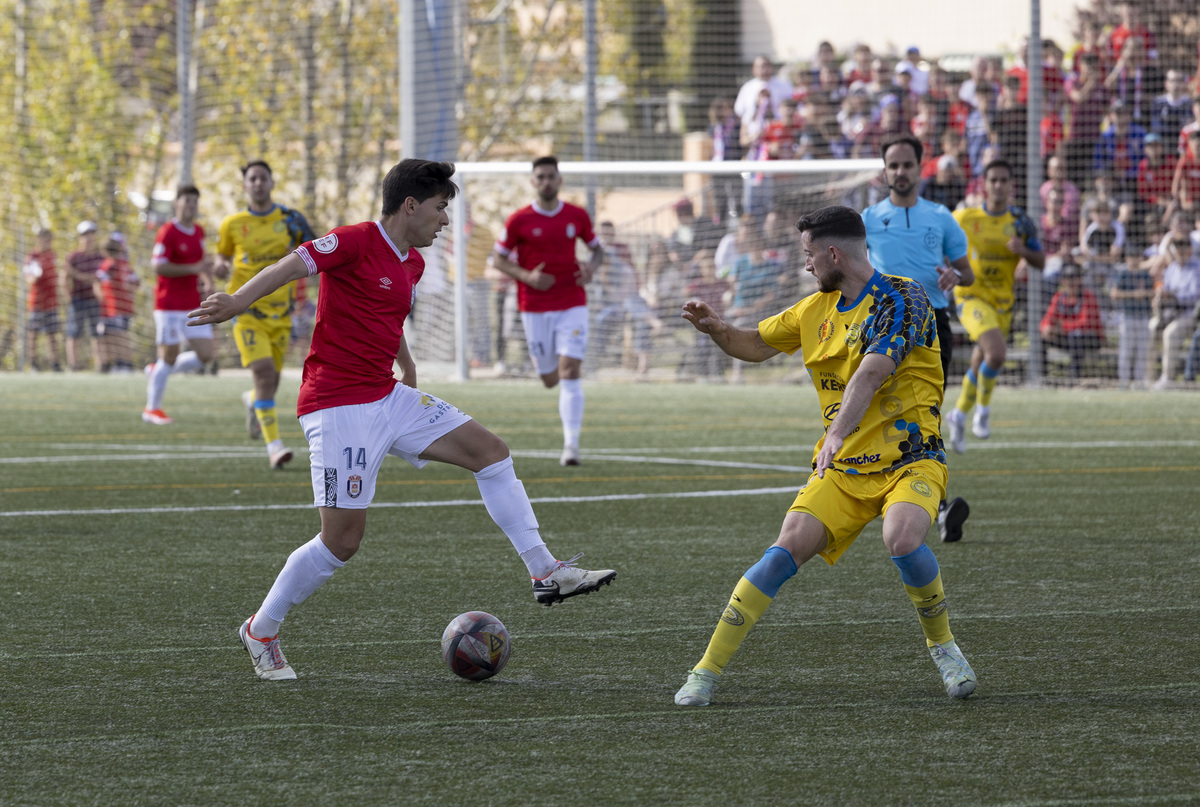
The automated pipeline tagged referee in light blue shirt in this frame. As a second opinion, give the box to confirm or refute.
[863,132,975,544]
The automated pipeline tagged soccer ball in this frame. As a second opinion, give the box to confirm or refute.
[440,611,511,681]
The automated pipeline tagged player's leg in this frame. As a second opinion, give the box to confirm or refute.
[676,471,877,706]
[969,326,1007,439]
[235,317,292,467]
[880,463,975,699]
[401,393,615,603]
[554,306,589,466]
[24,320,39,370]
[521,311,561,388]
[144,311,181,424]
[45,314,62,371]
[65,300,82,371]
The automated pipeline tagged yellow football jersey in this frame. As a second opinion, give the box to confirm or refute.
[951,205,1041,311]
[759,271,946,475]
[217,204,314,317]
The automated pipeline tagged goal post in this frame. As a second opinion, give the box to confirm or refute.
[432,158,882,381]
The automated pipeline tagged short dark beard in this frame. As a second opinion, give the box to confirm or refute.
[817,267,844,293]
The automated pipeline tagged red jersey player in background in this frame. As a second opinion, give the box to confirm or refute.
[93,232,140,373]
[188,158,616,681]
[143,185,216,425]
[22,228,63,372]
[493,155,604,466]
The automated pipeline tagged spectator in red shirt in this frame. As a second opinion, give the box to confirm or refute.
[22,228,62,372]
[1175,95,1200,159]
[843,43,873,86]
[93,233,141,373]
[1109,2,1158,64]
[1174,129,1200,213]
[1041,95,1065,164]
[1040,262,1106,380]
[1069,14,1112,79]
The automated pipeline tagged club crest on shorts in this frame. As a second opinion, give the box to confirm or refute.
[910,478,933,497]
[347,474,362,498]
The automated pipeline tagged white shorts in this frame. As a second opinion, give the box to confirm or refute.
[520,305,589,375]
[154,309,213,345]
[298,384,473,510]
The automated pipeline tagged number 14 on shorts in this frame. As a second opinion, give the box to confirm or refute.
[343,447,366,469]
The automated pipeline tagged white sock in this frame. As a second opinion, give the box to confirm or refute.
[976,404,990,417]
[255,534,345,634]
[146,360,171,410]
[171,350,203,374]
[559,378,584,449]
[474,457,556,577]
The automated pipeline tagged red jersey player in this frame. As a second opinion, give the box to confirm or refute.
[143,185,216,425]
[493,155,603,466]
[188,159,616,681]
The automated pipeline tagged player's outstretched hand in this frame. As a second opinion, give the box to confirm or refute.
[681,300,723,334]
[188,292,243,327]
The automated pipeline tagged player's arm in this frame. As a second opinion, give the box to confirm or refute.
[938,255,974,292]
[212,252,232,280]
[575,242,604,286]
[814,352,897,478]
[188,252,307,326]
[681,299,780,362]
[154,258,204,277]
[492,249,554,291]
[396,333,417,389]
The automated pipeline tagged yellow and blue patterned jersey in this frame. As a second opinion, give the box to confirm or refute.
[951,205,1042,311]
[759,271,946,475]
[218,204,314,316]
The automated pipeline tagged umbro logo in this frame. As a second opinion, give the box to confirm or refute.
[379,276,392,290]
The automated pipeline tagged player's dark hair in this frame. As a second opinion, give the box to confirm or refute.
[240,159,272,177]
[881,132,923,164]
[381,159,458,216]
[983,158,1013,178]
[795,205,866,243]
[176,184,200,199]
[532,155,558,171]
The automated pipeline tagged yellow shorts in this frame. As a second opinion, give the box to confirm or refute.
[956,296,1012,342]
[233,313,291,371]
[788,458,947,566]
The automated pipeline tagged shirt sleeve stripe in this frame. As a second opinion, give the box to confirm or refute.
[296,245,319,276]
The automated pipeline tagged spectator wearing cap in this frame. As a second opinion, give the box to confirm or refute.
[1137,132,1174,213]
[733,54,794,129]
[964,81,996,178]
[93,232,140,373]
[890,63,920,123]
[895,46,929,95]
[918,154,966,211]
[64,220,104,371]
[1040,262,1106,381]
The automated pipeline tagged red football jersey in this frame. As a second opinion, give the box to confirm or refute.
[495,201,598,313]
[293,221,425,416]
[152,220,205,311]
[25,250,58,312]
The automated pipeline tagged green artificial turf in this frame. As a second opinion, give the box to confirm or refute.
[1,374,1197,806]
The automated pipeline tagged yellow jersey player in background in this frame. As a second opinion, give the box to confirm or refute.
[673,205,976,708]
[214,160,315,469]
[947,159,1045,453]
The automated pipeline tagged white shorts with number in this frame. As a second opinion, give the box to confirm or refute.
[154,309,212,345]
[520,305,589,375]
[299,384,473,510]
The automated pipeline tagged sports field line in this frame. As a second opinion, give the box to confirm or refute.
[3,604,1193,661]
[0,485,801,518]
[0,682,1195,753]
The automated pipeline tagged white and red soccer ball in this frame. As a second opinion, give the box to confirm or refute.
[440,611,511,681]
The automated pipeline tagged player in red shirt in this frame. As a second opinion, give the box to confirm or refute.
[22,228,62,372]
[493,156,604,467]
[188,159,617,681]
[143,186,216,425]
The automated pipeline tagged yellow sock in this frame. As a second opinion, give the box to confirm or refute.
[695,577,774,675]
[256,406,280,445]
[977,368,998,408]
[903,573,954,647]
[954,373,977,414]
